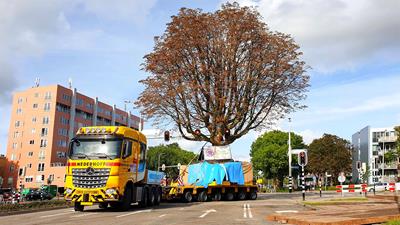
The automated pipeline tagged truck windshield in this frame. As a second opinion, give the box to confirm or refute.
[69,139,123,159]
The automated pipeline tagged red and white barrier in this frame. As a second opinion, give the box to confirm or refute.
[336,184,367,193]
[389,183,395,192]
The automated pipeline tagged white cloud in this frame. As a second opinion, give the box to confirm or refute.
[298,129,321,144]
[229,0,400,72]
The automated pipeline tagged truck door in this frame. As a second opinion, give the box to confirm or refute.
[121,140,133,182]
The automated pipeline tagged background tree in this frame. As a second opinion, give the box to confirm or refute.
[147,143,197,178]
[250,130,305,188]
[136,3,309,146]
[307,134,352,184]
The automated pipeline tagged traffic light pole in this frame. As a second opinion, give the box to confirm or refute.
[301,165,305,201]
[288,118,292,193]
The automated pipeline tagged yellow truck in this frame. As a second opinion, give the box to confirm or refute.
[64,126,164,211]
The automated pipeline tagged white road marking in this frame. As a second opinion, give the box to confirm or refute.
[243,204,247,218]
[159,214,167,218]
[199,209,216,218]
[247,204,253,218]
[116,209,153,218]
[71,213,98,218]
[275,210,298,213]
[40,212,75,218]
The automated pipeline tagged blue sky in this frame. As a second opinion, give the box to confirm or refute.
[1,0,399,161]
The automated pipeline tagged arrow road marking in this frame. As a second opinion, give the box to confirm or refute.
[116,209,153,218]
[159,214,167,218]
[199,209,216,218]
[243,204,253,218]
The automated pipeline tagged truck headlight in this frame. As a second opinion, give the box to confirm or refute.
[65,188,73,194]
[106,188,117,195]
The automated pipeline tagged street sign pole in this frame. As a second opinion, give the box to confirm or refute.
[288,118,292,193]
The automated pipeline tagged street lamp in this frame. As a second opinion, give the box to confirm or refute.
[382,129,387,183]
[288,118,292,193]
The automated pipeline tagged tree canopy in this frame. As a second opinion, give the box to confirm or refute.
[136,3,309,146]
[250,130,305,187]
[147,143,197,178]
[307,134,352,182]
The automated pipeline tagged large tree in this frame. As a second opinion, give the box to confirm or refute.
[307,134,352,183]
[136,3,309,146]
[147,143,197,178]
[250,130,305,187]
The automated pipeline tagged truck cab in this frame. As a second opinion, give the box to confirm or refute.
[64,126,164,211]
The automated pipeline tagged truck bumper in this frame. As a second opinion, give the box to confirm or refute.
[65,188,120,203]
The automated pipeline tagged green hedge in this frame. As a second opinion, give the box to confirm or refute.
[0,200,68,212]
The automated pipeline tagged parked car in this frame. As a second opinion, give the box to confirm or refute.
[25,189,53,201]
[368,183,388,192]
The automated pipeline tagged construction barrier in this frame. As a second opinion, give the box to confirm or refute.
[336,184,367,193]
[389,183,395,192]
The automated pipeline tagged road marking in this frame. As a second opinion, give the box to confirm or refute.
[275,210,298,213]
[71,213,98,218]
[116,209,152,218]
[199,209,216,218]
[179,207,185,210]
[243,204,253,218]
[247,204,253,218]
[159,214,167,218]
[40,212,75,218]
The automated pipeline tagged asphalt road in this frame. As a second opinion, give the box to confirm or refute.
[1,192,332,225]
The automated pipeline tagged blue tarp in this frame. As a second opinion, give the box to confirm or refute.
[187,161,244,187]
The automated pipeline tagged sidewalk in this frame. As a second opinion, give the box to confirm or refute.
[267,193,400,225]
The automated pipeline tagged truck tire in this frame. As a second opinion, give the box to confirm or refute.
[148,187,155,207]
[182,191,193,203]
[99,202,108,209]
[120,186,132,211]
[224,192,235,201]
[139,188,148,208]
[154,188,161,206]
[74,202,84,212]
[237,191,246,201]
[249,191,257,200]
[198,191,208,202]
[212,192,222,201]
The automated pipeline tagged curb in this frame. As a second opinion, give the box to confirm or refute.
[0,205,71,217]
[267,214,400,225]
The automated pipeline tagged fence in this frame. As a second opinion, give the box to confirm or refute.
[336,184,367,195]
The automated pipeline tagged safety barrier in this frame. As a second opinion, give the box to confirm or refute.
[336,184,367,193]
[389,183,395,192]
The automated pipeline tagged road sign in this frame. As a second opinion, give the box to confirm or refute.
[161,164,166,171]
[338,175,345,183]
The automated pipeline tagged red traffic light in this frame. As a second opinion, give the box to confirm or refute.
[164,131,170,142]
[194,129,201,136]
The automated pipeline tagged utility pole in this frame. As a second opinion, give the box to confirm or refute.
[288,118,292,193]
[382,129,387,183]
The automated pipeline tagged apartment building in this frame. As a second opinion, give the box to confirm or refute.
[352,126,398,184]
[4,84,142,189]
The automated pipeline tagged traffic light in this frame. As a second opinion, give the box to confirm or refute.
[224,129,230,139]
[164,131,170,142]
[356,161,361,170]
[298,151,308,166]
[194,129,201,136]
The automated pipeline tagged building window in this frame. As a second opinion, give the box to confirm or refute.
[62,94,71,102]
[31,128,36,134]
[16,108,23,114]
[33,103,38,109]
[28,152,33,156]
[29,140,34,144]
[17,97,23,104]
[10,154,16,161]
[57,151,66,158]
[25,177,33,182]
[41,128,48,136]
[32,117,37,123]
[12,143,17,149]
[76,98,83,106]
[27,163,32,168]
[38,163,45,171]
[57,140,67,147]
[40,139,48,147]
[39,150,46,160]
[86,103,93,110]
[60,117,69,125]
[34,93,39,98]
[9,164,14,172]
[13,131,19,138]
[44,91,52,100]
[15,121,21,127]
[56,103,70,113]
[44,103,51,111]
[58,128,68,136]
[42,116,50,124]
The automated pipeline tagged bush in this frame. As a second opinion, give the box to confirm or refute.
[0,200,68,212]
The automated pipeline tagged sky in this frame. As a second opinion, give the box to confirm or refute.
[0,0,399,161]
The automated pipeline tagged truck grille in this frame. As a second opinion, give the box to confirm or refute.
[72,168,110,189]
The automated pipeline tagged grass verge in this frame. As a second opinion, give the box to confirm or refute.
[0,200,68,213]
[303,197,368,206]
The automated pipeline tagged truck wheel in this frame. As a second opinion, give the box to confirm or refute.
[237,191,246,201]
[198,191,208,202]
[213,192,222,201]
[148,188,155,207]
[224,192,235,201]
[249,191,257,200]
[99,202,108,209]
[120,186,132,211]
[182,191,193,203]
[74,202,84,212]
[154,188,161,206]
[139,188,148,208]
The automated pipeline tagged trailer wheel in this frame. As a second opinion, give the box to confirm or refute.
[224,192,235,201]
[182,191,193,203]
[198,191,208,202]
[154,188,161,206]
[249,191,257,200]
[148,187,155,207]
[237,191,246,201]
[139,187,148,208]
[212,192,222,201]
[74,202,84,212]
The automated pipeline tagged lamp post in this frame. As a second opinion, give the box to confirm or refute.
[288,118,292,193]
[382,129,387,183]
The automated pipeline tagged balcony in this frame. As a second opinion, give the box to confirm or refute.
[378,136,398,143]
